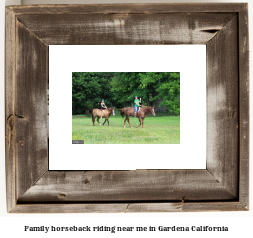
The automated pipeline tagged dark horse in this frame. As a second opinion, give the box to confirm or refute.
[92,108,115,126]
[120,106,156,128]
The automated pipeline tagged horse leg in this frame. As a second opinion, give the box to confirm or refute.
[102,119,106,126]
[142,118,144,128]
[107,118,110,126]
[127,117,132,128]
[124,117,127,128]
[136,118,141,128]
[92,116,95,126]
[97,117,101,126]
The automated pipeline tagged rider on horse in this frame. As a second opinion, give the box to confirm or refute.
[101,99,107,118]
[134,96,140,118]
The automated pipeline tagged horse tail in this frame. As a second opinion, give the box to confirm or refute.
[120,108,125,118]
[91,109,95,121]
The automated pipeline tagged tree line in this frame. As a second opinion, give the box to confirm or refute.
[72,72,180,115]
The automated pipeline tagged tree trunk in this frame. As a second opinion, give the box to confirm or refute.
[81,102,86,114]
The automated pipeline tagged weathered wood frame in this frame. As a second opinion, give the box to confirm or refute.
[5,4,249,213]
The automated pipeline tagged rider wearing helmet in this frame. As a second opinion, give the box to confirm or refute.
[134,96,140,118]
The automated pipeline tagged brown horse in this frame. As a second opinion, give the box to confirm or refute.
[120,106,156,128]
[92,108,115,126]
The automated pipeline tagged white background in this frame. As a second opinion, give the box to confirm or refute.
[0,0,252,237]
[49,45,206,170]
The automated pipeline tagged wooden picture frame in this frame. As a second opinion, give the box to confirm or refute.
[5,3,249,213]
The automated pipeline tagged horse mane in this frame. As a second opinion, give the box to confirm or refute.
[142,106,153,111]
[140,106,154,115]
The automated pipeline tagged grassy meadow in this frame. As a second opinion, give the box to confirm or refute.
[72,111,180,144]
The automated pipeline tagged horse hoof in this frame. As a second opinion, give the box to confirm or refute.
[124,126,125,128]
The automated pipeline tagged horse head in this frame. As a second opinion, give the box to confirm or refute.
[150,107,156,116]
[109,108,115,116]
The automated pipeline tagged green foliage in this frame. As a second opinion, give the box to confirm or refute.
[156,73,180,115]
[72,72,116,114]
[110,72,141,105]
[72,72,180,115]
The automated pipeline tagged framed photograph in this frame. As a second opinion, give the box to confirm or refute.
[5,3,249,213]
[49,45,206,170]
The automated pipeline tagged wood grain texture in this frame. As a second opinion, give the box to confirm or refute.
[125,202,247,212]
[238,4,249,209]
[10,202,247,213]
[5,7,16,212]
[18,170,236,202]
[7,3,246,15]
[16,13,236,45]
[206,16,239,198]
[15,20,48,200]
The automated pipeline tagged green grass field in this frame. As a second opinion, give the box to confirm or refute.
[72,111,180,144]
